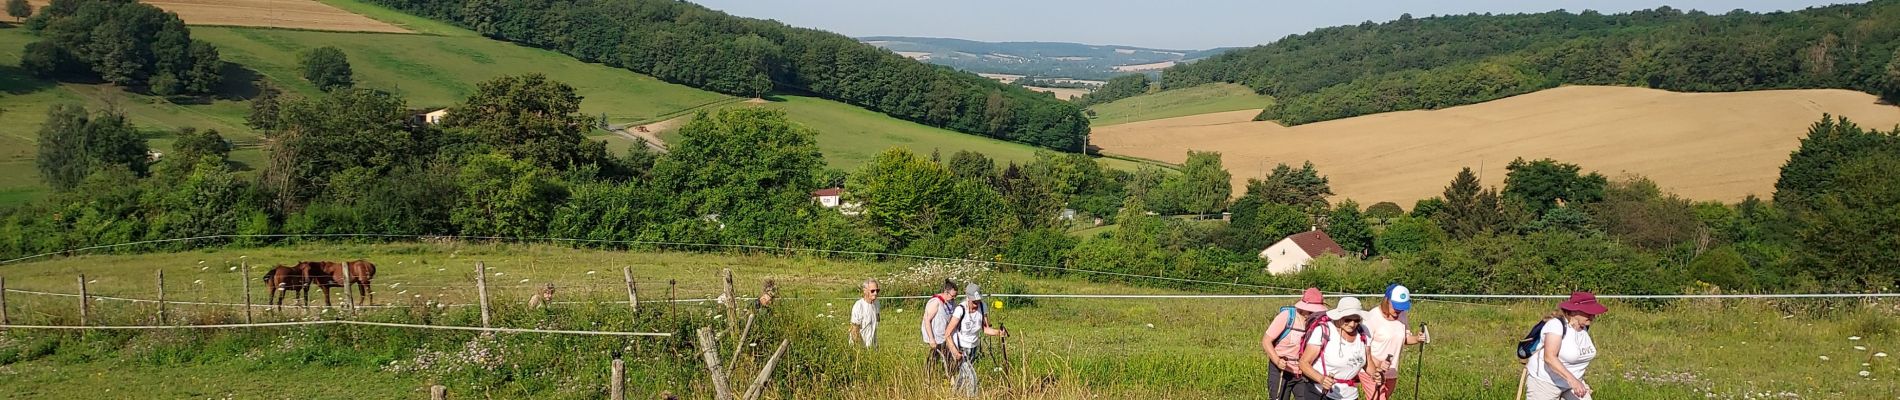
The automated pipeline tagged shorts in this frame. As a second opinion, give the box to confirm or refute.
[1524,377,1590,400]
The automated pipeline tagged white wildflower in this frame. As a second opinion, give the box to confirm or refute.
[1877,353,1888,357]
[1820,356,1831,361]
[198,260,205,264]
[519,279,530,284]
[1850,336,1862,341]
[495,272,504,277]
[1145,323,1155,329]
[1860,371,1872,378]
[1856,346,1868,351]
[587,271,597,275]
[192,280,204,284]
[229,266,237,271]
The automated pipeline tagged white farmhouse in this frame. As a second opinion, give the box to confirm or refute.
[1258,229,1349,275]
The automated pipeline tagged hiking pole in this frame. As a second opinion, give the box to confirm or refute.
[1412,323,1428,400]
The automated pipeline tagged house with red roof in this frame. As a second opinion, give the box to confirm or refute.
[1258,229,1348,274]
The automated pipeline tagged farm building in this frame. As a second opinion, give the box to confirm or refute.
[810,188,862,216]
[410,108,451,126]
[1258,229,1348,274]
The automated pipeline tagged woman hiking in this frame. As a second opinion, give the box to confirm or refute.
[1525,291,1606,400]
[1263,288,1330,400]
[944,283,1007,397]
[1358,284,1428,400]
[1296,297,1377,400]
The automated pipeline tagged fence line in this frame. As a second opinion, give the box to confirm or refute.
[0,319,671,336]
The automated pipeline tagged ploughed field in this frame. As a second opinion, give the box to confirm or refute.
[24,0,411,33]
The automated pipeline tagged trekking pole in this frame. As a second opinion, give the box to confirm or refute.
[1412,323,1427,400]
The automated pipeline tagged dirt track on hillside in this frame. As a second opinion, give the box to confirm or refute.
[27,0,410,33]
[1090,85,1900,204]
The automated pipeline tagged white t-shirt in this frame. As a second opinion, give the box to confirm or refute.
[1306,324,1368,399]
[1526,318,1597,390]
[851,298,879,347]
[952,305,985,348]
[1358,311,1408,371]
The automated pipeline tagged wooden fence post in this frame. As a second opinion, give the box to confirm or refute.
[156,269,166,324]
[610,356,626,400]
[694,327,735,400]
[77,274,89,326]
[430,385,448,400]
[241,262,253,323]
[1,276,10,329]
[476,262,491,328]
[741,339,791,400]
[340,262,355,313]
[622,266,638,314]
[729,313,755,373]
[721,269,736,341]
[668,279,677,315]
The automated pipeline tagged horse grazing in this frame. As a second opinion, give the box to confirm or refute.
[302,260,378,306]
[262,264,311,309]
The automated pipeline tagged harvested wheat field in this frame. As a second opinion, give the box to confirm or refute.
[1027,86,1090,100]
[26,0,410,33]
[1091,85,1900,204]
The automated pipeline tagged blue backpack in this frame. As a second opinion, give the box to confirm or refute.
[1516,319,1568,360]
[1270,307,1298,345]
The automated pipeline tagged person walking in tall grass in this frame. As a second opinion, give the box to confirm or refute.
[849,278,880,348]
[1296,297,1376,400]
[920,280,959,377]
[1264,288,1330,400]
[944,284,1008,397]
[1358,284,1428,400]
[1525,291,1606,400]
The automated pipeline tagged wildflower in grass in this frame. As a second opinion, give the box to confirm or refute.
[1850,336,1862,341]
[1877,352,1888,357]
[518,279,529,284]
[1856,346,1868,351]
[1820,356,1831,361]
[1861,371,1872,377]
[587,271,596,275]
[192,280,203,284]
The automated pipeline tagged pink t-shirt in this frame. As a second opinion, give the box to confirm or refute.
[1265,309,1309,367]
[1359,310,1408,372]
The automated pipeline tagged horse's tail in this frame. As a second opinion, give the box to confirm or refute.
[262,267,278,283]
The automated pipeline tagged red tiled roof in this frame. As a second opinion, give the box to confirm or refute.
[811,188,843,197]
[1287,230,1347,257]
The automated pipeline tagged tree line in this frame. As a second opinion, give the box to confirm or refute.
[1162,3,1900,125]
[361,0,1090,151]
[6,73,1893,295]
[18,0,224,97]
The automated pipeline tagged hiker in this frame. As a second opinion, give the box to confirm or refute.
[1296,297,1376,400]
[920,279,959,377]
[944,283,1007,397]
[850,278,880,348]
[1525,291,1605,400]
[1358,284,1428,400]
[1263,288,1330,400]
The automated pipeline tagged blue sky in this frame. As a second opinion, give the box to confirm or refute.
[691,0,1863,49]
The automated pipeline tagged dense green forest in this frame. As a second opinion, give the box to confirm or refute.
[360,0,1089,151]
[1162,2,1900,125]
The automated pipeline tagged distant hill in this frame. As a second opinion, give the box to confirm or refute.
[1164,3,1900,126]
[859,36,1230,80]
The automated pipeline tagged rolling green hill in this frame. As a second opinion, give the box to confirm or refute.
[1,18,1139,205]
[1085,83,1274,127]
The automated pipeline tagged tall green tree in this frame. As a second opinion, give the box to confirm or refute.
[1246,161,1332,210]
[849,147,998,244]
[31,0,221,94]
[651,108,825,243]
[1776,115,1896,211]
[1375,216,1442,255]
[35,104,149,191]
[1325,199,1374,256]
[1153,151,1231,215]
[167,127,231,171]
[452,153,566,237]
[1225,195,1310,251]
[1503,157,1607,216]
[1792,152,1900,287]
[259,88,418,211]
[1434,167,1512,239]
[246,80,282,131]
[1883,51,1900,105]
[947,150,996,183]
[444,74,606,171]
[7,0,30,22]
[300,46,354,92]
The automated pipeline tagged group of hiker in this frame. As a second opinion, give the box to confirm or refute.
[1262,285,1606,400]
[838,278,1607,399]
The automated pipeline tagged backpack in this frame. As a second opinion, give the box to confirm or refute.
[1270,306,1298,345]
[1297,314,1367,379]
[1515,319,1568,360]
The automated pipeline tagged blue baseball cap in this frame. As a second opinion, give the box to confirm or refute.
[1385,284,1412,312]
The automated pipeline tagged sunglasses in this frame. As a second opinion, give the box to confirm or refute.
[867,289,880,293]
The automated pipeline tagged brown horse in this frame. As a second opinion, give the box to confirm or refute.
[262,263,311,309]
[302,260,377,306]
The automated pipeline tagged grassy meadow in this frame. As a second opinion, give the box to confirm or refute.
[1086,83,1275,127]
[0,243,1894,399]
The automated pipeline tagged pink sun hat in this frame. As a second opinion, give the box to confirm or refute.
[1294,287,1329,313]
